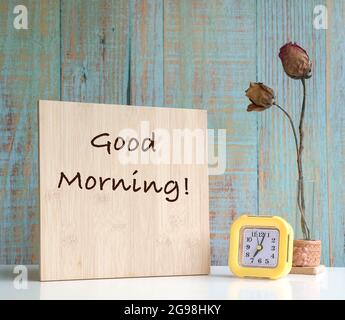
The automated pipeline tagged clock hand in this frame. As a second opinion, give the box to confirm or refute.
[252,236,260,258]
[252,248,260,258]
[260,233,266,246]
[252,234,266,259]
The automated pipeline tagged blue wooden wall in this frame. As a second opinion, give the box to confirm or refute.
[0,0,344,266]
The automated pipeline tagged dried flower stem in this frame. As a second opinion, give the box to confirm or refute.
[297,79,311,240]
[273,103,299,157]
[274,80,311,240]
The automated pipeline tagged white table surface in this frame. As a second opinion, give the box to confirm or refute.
[1,266,344,300]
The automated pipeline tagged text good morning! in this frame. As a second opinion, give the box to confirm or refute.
[57,170,189,203]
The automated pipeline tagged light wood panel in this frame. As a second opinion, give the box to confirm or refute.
[290,265,325,275]
[0,0,60,264]
[39,100,210,281]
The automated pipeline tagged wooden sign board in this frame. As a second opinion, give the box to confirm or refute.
[39,100,210,281]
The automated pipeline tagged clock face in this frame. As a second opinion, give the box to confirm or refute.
[240,227,280,268]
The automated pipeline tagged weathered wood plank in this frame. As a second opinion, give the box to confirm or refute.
[129,0,164,106]
[326,0,345,266]
[164,0,258,265]
[257,0,330,264]
[0,0,60,264]
[61,0,130,104]
[1,0,344,267]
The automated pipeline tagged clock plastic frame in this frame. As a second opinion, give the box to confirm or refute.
[229,215,294,280]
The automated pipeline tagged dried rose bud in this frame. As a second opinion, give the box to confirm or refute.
[247,103,270,112]
[279,42,312,79]
[245,82,275,110]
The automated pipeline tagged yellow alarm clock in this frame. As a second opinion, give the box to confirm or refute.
[229,215,293,280]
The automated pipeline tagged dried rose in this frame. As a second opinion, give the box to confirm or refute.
[245,82,275,112]
[247,103,269,112]
[279,42,312,79]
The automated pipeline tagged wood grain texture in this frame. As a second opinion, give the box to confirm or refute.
[164,0,258,265]
[257,0,332,265]
[130,0,164,106]
[61,0,130,104]
[290,265,326,275]
[326,0,345,266]
[39,100,209,281]
[1,0,344,267]
[0,0,60,264]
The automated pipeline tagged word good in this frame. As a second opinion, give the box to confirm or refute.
[91,132,156,155]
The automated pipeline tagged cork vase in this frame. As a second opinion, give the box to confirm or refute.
[292,240,321,267]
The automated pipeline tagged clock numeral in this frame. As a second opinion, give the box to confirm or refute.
[258,258,262,264]
[250,258,254,264]
[245,252,250,257]
[271,246,276,251]
[271,238,276,243]
[251,231,258,237]
[265,259,269,264]
[246,245,250,250]
[246,237,252,243]
[271,254,275,259]
[258,231,269,238]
